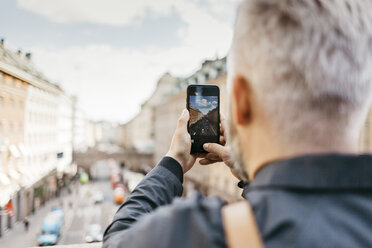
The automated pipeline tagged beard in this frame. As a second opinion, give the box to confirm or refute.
[227,101,250,183]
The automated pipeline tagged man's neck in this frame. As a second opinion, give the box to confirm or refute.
[242,128,359,180]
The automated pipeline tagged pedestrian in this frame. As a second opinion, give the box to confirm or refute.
[23,217,29,231]
[103,1,372,247]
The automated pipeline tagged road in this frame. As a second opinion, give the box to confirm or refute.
[59,180,117,245]
[0,177,118,247]
[190,117,218,136]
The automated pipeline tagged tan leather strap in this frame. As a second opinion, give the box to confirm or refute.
[222,201,264,248]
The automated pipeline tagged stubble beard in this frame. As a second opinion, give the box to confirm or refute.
[227,105,250,183]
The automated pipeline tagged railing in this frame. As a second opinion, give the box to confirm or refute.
[30,243,102,248]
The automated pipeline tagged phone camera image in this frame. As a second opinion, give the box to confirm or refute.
[187,85,220,154]
[189,96,219,136]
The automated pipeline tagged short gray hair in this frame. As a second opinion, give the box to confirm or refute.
[229,0,372,145]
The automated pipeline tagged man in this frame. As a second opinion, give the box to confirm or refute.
[104,0,372,247]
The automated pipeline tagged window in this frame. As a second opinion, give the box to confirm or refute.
[6,76,14,86]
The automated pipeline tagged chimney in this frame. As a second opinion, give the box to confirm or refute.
[17,49,22,55]
[25,52,32,60]
[0,38,4,46]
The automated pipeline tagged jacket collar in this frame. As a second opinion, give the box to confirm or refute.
[244,154,372,193]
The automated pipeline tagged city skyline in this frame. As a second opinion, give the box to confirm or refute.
[0,0,239,123]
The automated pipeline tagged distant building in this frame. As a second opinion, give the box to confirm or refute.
[56,93,73,174]
[0,39,75,235]
[71,97,90,152]
[122,73,179,153]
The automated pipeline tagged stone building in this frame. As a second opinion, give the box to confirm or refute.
[122,73,179,153]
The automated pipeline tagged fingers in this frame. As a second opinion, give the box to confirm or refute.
[220,136,226,145]
[177,109,189,130]
[205,152,220,161]
[220,114,228,136]
[203,143,226,156]
[199,158,220,165]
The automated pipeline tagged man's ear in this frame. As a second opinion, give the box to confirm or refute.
[232,75,252,125]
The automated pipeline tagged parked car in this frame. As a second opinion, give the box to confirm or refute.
[85,224,103,243]
[37,209,64,246]
[93,191,104,204]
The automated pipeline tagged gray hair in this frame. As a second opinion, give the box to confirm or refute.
[228,0,372,146]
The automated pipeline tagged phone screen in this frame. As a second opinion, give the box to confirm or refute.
[187,85,220,154]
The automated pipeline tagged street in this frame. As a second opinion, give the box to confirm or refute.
[0,172,118,247]
[58,180,117,245]
[190,117,218,136]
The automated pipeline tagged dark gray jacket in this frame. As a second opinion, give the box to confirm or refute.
[103,154,372,248]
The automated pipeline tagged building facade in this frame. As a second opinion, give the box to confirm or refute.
[72,97,90,153]
[0,41,75,236]
[57,93,73,174]
[122,73,179,153]
[0,69,27,231]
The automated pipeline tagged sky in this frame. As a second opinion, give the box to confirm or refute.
[191,96,218,115]
[0,0,239,123]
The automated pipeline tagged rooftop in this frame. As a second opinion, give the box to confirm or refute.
[0,38,61,91]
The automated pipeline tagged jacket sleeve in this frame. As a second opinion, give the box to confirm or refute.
[103,157,227,248]
[104,157,184,238]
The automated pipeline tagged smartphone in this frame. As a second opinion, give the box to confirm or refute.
[187,84,220,154]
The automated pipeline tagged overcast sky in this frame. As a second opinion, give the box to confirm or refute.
[0,0,239,123]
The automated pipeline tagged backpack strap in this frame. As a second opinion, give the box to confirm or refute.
[222,201,264,248]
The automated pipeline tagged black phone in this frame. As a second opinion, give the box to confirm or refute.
[187,84,220,154]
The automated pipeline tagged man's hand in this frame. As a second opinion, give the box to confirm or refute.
[166,109,196,173]
[199,115,241,180]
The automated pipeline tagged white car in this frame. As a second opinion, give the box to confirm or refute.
[85,224,103,243]
[92,191,104,204]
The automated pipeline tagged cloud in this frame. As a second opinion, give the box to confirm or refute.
[18,0,237,122]
[17,0,174,26]
[195,97,217,115]
[196,98,208,107]
[30,42,222,122]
